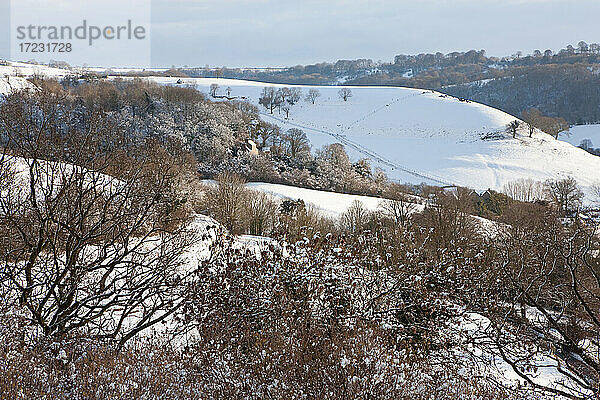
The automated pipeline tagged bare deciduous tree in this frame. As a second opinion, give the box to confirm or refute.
[579,139,593,151]
[480,220,600,398]
[282,104,291,119]
[282,128,310,160]
[341,200,369,233]
[250,121,280,150]
[0,146,195,348]
[521,109,540,138]
[521,108,569,139]
[204,173,248,233]
[245,191,278,236]
[0,88,202,347]
[338,88,353,102]
[209,83,219,98]
[544,177,583,216]
[259,87,281,114]
[380,193,418,228]
[507,120,520,138]
[305,88,321,105]
[503,178,545,203]
[281,87,302,106]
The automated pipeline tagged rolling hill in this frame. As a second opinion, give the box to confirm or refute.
[2,61,599,202]
[146,76,600,201]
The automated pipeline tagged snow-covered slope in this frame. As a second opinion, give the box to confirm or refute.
[246,182,406,218]
[244,182,505,237]
[560,124,600,148]
[0,61,69,95]
[2,62,599,201]
[0,76,37,95]
[201,180,423,219]
[0,61,72,79]
[0,61,73,79]
[146,77,600,201]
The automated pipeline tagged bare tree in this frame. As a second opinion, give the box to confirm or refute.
[209,83,219,98]
[380,198,414,228]
[317,143,352,171]
[521,108,569,139]
[546,117,570,139]
[380,191,418,228]
[282,104,291,119]
[305,88,321,105]
[251,121,280,150]
[507,120,520,138]
[338,88,353,102]
[281,87,302,106]
[340,200,369,233]
[525,121,535,138]
[544,177,584,216]
[0,92,197,346]
[205,173,248,233]
[480,219,600,399]
[259,87,281,114]
[521,109,541,138]
[245,191,278,236]
[503,178,545,203]
[579,139,593,151]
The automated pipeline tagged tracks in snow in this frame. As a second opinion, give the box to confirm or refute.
[262,112,462,187]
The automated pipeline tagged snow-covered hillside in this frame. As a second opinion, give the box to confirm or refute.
[560,124,600,148]
[142,76,600,201]
[2,62,600,201]
[0,76,36,95]
[0,61,72,79]
[202,180,422,219]
[246,182,394,218]
[0,61,69,95]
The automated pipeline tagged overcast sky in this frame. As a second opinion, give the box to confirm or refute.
[2,0,600,68]
[149,0,600,67]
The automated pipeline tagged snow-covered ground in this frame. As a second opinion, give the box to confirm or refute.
[560,124,600,148]
[0,76,36,95]
[455,312,591,398]
[2,62,600,203]
[201,180,424,219]
[0,61,72,79]
[0,61,64,95]
[247,182,399,218]
[142,76,600,203]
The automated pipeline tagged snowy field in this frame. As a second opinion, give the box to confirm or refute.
[202,180,424,219]
[142,76,600,202]
[0,61,71,79]
[2,62,600,202]
[0,76,36,94]
[247,182,397,218]
[560,124,600,148]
